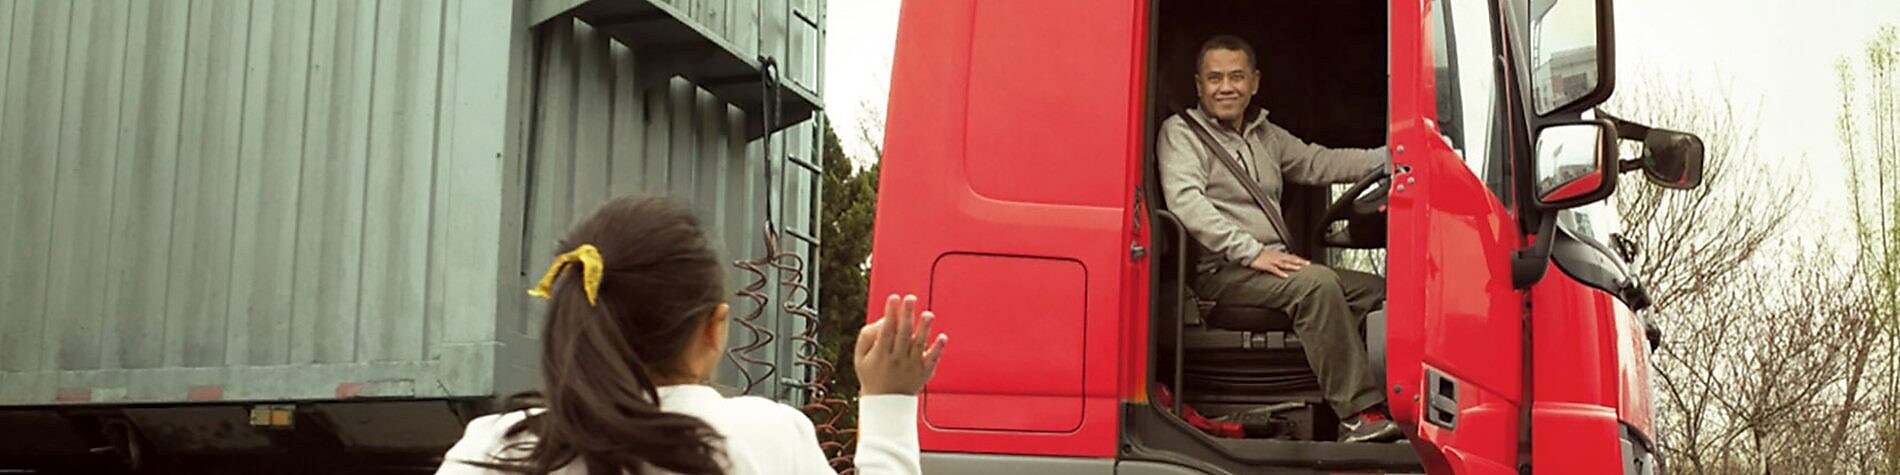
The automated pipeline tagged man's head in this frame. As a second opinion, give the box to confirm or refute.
[1195,35,1260,129]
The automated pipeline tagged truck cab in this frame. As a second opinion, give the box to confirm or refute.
[865,0,1705,473]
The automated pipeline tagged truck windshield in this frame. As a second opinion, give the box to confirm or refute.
[1432,0,1513,203]
[1558,202,1622,258]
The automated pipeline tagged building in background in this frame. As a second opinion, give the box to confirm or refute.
[0,0,823,469]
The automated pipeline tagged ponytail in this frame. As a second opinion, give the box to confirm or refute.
[473,197,729,474]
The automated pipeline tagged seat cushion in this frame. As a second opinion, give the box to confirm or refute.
[1202,302,1295,333]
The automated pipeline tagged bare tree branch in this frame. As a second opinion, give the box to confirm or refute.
[1603,69,1895,473]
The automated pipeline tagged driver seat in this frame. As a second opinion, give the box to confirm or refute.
[1190,259,1297,337]
[1154,209,1319,399]
[1147,207,1296,345]
[1148,207,1297,347]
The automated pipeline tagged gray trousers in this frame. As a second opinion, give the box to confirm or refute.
[1191,263,1386,419]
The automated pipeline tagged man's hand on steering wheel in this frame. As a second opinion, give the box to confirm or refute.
[1249,249,1311,278]
[1313,167,1394,249]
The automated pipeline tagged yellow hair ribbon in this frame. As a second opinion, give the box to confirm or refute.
[528,244,604,306]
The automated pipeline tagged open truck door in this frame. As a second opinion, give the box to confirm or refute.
[1382,0,1528,472]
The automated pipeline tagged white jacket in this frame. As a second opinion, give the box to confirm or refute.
[434,385,921,474]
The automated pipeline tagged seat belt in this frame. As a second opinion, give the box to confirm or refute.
[1176,112,1296,247]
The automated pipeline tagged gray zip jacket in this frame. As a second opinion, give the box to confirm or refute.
[1158,107,1387,268]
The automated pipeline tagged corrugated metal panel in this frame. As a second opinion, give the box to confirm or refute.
[0,0,501,404]
[1,0,67,375]
[727,0,761,61]
[0,0,821,405]
[520,16,821,398]
[104,1,189,372]
[527,0,814,103]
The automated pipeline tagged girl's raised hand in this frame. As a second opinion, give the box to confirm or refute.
[855,294,948,395]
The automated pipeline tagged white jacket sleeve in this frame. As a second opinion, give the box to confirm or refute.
[434,413,517,475]
[786,406,845,475]
[851,395,923,474]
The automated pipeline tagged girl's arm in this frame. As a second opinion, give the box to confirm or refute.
[786,406,839,474]
[784,395,921,475]
[434,413,519,475]
[834,294,940,474]
[849,394,922,473]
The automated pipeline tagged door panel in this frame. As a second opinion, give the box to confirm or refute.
[924,254,1087,433]
[1527,267,1624,473]
[869,0,1144,458]
[965,1,1130,208]
[1388,0,1524,472]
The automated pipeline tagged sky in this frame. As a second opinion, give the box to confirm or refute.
[823,0,901,164]
[825,0,1900,200]
[1615,0,1900,218]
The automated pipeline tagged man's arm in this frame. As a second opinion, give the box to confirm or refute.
[1272,124,1389,185]
[1158,118,1270,264]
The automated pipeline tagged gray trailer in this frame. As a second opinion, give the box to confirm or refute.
[0,0,826,471]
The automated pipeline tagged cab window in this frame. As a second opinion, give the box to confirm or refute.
[1432,0,1513,205]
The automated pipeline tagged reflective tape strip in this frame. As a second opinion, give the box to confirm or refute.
[55,388,91,403]
[336,382,365,399]
[186,386,224,401]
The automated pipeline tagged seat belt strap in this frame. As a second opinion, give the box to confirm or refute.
[1176,112,1295,245]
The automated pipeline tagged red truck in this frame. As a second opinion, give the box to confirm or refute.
[864,0,1705,473]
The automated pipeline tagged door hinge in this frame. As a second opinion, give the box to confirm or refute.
[1132,187,1148,235]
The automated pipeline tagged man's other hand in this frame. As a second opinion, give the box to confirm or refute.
[1248,249,1310,278]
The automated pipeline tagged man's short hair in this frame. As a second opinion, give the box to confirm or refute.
[1198,34,1257,71]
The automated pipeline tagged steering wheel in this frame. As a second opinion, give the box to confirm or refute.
[1311,167,1392,249]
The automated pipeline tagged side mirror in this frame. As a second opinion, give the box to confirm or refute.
[1634,128,1704,189]
[1533,121,1618,209]
[1529,0,1615,115]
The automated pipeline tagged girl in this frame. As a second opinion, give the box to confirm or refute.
[436,196,946,475]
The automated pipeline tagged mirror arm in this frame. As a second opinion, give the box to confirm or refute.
[1618,158,1643,173]
[1594,109,1654,141]
[1597,111,1651,175]
[1512,213,1562,289]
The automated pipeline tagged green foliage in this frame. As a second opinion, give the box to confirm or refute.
[1839,25,1898,326]
[814,122,881,429]
[1836,23,1900,472]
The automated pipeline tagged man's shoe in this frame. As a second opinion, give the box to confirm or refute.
[1340,411,1404,443]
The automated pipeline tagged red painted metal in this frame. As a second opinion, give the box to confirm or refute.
[1529,266,1652,472]
[1616,302,1658,441]
[1412,364,1523,475]
[923,254,1089,433]
[1543,173,1605,203]
[1528,267,1621,473]
[1120,0,1156,410]
[1388,0,1524,470]
[870,0,1146,458]
[874,0,1659,470]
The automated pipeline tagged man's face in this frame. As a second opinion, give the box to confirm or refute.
[1196,48,1259,125]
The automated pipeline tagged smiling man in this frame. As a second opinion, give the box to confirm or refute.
[1157,34,1398,443]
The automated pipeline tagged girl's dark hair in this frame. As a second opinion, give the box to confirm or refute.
[477,196,728,474]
